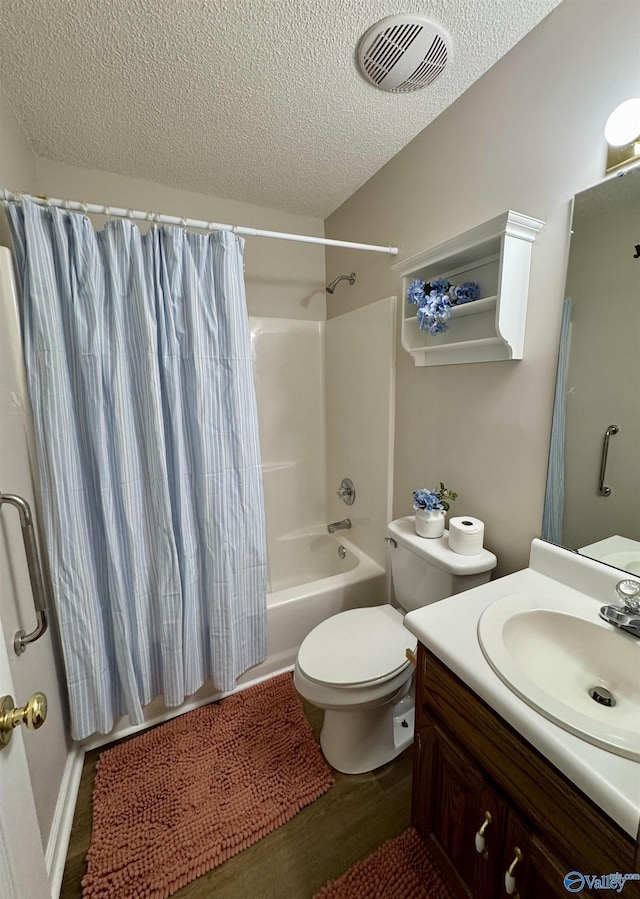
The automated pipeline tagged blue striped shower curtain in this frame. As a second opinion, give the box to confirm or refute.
[4,199,267,740]
[542,298,573,544]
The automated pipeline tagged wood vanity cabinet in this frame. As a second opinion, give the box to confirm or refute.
[412,644,640,898]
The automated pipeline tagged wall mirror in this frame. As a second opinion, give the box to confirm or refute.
[543,166,640,576]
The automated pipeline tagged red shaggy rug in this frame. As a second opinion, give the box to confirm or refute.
[314,828,456,899]
[82,672,334,899]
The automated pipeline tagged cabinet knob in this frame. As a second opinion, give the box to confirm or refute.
[504,846,523,895]
[474,810,492,857]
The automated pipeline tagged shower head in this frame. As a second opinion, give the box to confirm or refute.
[326,273,356,294]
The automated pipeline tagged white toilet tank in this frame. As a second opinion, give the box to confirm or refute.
[387,516,497,612]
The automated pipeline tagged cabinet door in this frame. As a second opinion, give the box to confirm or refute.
[413,718,507,898]
[500,809,598,899]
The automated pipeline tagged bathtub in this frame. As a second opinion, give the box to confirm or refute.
[91,531,385,747]
[237,532,386,685]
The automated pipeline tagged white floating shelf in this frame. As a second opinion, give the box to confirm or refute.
[393,211,544,366]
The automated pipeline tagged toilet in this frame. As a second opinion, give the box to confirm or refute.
[293,515,497,773]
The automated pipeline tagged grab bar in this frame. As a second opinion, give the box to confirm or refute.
[0,493,48,654]
[598,424,620,497]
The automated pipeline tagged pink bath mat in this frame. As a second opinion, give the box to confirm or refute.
[314,828,456,899]
[82,672,334,899]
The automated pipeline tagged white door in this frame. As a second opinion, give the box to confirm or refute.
[0,245,51,896]
[0,610,50,898]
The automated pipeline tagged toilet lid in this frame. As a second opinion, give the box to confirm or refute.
[297,605,417,687]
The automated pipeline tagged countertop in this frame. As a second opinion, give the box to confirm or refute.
[403,538,640,838]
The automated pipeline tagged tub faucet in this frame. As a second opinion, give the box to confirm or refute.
[599,579,640,638]
[327,519,351,534]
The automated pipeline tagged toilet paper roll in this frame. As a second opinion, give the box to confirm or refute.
[449,516,484,555]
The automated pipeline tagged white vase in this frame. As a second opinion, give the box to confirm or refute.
[414,508,445,538]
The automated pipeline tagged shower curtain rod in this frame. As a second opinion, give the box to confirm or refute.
[0,189,399,256]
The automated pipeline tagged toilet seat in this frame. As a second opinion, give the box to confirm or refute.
[297,604,417,688]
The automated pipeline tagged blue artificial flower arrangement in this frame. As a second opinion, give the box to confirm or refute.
[407,277,481,335]
[413,483,458,512]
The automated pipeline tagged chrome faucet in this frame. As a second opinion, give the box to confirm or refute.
[599,579,640,637]
[327,518,351,534]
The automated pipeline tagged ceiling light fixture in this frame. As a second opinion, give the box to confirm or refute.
[604,98,640,173]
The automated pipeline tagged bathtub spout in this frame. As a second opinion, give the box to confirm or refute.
[327,519,351,534]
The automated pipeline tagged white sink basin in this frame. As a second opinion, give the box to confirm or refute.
[478,593,640,760]
[579,535,640,577]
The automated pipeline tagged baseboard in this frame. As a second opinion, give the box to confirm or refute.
[84,664,295,752]
[46,745,85,898]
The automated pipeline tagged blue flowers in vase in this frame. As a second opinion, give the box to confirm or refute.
[412,483,458,513]
[407,277,481,335]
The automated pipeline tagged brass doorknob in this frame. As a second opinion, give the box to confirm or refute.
[0,692,47,749]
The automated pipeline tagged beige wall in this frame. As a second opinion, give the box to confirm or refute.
[36,158,327,321]
[324,0,640,576]
[0,84,39,244]
[0,85,37,189]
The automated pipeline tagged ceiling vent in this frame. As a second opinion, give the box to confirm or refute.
[357,15,450,93]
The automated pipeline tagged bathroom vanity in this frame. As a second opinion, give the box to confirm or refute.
[412,646,638,898]
[404,540,640,899]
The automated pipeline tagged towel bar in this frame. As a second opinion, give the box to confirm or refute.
[598,424,620,497]
[0,493,48,654]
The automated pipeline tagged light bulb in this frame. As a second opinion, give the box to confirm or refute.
[604,98,640,147]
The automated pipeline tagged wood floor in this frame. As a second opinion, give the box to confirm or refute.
[60,697,414,899]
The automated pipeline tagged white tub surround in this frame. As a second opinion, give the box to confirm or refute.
[403,539,640,837]
[250,317,327,562]
[325,296,396,570]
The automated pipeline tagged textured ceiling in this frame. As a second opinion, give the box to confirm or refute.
[0,0,562,218]
[575,166,640,217]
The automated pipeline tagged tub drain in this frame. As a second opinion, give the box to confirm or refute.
[589,686,616,707]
